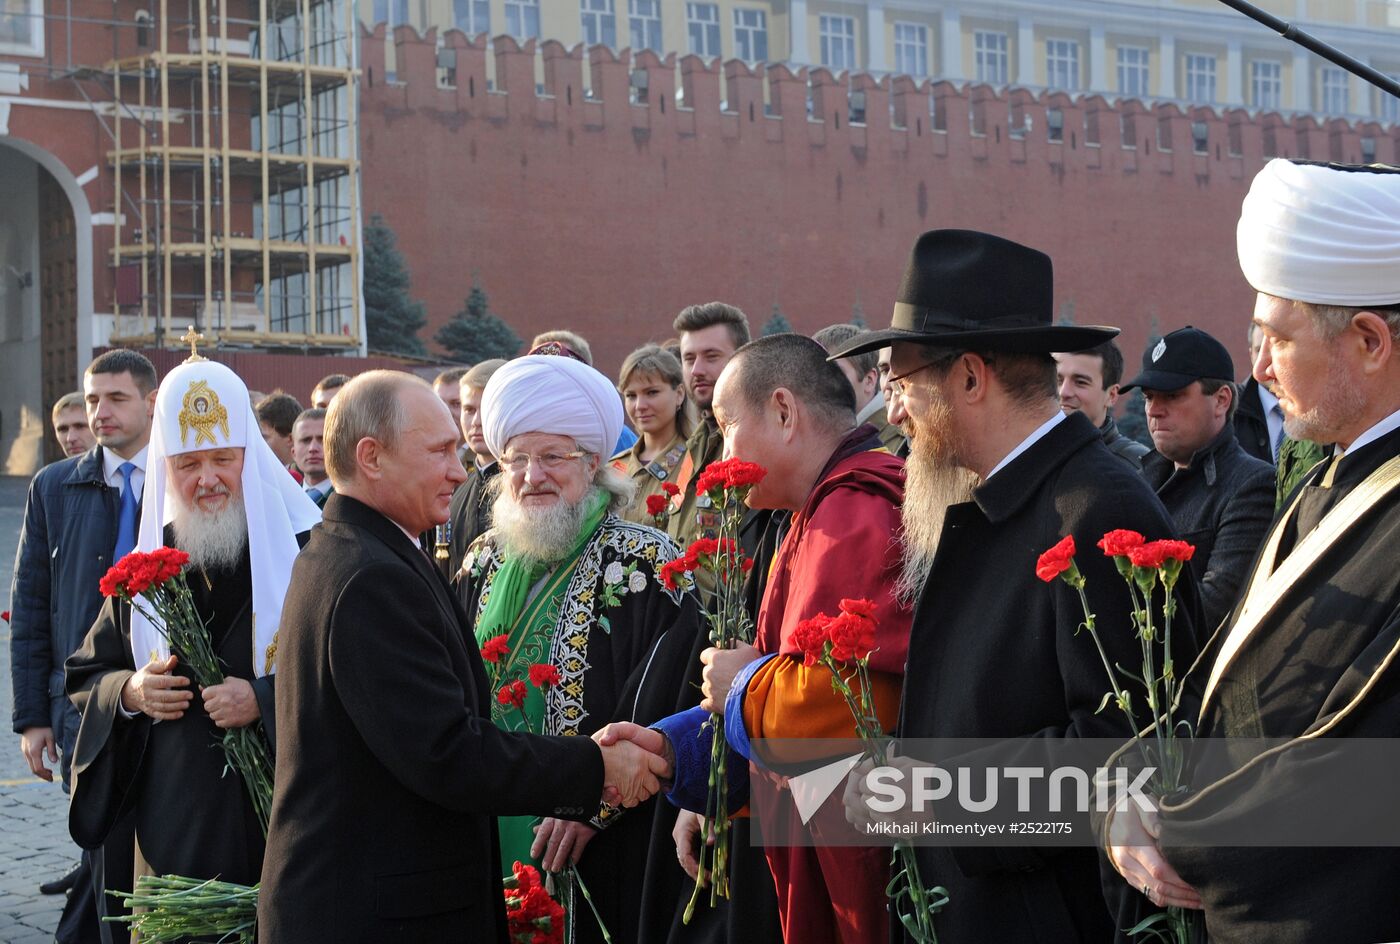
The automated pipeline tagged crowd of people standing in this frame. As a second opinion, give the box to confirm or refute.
[8,156,1400,944]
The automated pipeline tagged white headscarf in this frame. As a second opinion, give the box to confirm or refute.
[1237,159,1400,307]
[481,355,624,459]
[131,359,322,677]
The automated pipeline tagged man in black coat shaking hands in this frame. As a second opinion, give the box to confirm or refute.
[259,370,670,944]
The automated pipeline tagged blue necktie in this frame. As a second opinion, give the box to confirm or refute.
[1271,404,1286,459]
[113,462,138,561]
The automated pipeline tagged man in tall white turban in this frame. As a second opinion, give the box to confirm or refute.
[66,353,320,900]
[456,354,702,944]
[1107,159,1400,944]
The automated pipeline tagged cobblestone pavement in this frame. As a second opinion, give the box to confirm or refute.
[0,474,74,944]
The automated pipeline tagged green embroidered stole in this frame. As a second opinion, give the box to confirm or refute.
[474,492,607,873]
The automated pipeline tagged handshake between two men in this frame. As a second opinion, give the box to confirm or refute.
[593,721,675,807]
[530,723,675,874]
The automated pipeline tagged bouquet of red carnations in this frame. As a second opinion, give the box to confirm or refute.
[655,458,766,918]
[100,547,274,941]
[1036,531,1197,944]
[794,599,949,944]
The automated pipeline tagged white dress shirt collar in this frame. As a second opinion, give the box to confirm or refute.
[1338,407,1400,461]
[985,411,1067,481]
[103,445,149,494]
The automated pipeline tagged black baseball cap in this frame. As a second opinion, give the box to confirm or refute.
[1121,326,1235,392]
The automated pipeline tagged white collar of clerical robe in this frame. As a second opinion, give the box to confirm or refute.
[984,411,1066,481]
[1199,447,1400,718]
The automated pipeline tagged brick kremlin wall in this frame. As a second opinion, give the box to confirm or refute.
[358,25,1400,376]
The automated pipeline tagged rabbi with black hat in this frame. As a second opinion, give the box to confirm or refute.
[832,229,1202,942]
[1122,327,1275,631]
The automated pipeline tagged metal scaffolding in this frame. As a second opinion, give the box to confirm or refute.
[107,0,361,351]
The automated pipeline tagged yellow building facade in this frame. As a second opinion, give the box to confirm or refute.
[360,0,1399,121]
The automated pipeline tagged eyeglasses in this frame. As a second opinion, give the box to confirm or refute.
[501,450,589,474]
[885,351,968,398]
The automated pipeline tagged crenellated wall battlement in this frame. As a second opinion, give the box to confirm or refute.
[359,23,1400,173]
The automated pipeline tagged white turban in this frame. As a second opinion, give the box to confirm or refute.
[481,355,624,459]
[1238,159,1400,307]
[132,359,322,677]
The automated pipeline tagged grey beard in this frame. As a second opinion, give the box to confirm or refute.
[491,486,598,565]
[895,442,979,606]
[171,494,249,572]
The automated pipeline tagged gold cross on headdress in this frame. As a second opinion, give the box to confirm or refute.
[180,325,208,363]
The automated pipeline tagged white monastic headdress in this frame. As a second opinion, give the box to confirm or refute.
[1237,159,1400,307]
[480,354,624,459]
[131,353,321,677]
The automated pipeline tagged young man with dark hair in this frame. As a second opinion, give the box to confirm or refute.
[293,408,332,508]
[310,373,351,410]
[1054,339,1150,468]
[11,349,158,940]
[255,392,303,469]
[668,302,752,549]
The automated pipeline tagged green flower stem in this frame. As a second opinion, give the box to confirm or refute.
[1071,583,1140,732]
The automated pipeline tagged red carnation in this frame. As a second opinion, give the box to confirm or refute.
[695,458,768,496]
[1035,535,1078,583]
[791,614,833,667]
[1,611,9,624]
[645,494,669,518]
[1126,541,1170,569]
[497,679,528,710]
[838,598,877,621]
[1097,529,1145,558]
[687,537,719,559]
[511,860,541,893]
[1153,539,1195,563]
[740,557,755,573]
[661,481,681,497]
[827,612,877,663]
[528,663,561,689]
[481,635,511,663]
[660,557,694,591]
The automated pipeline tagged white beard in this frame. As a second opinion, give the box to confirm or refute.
[171,491,249,571]
[895,401,979,606]
[491,485,597,566]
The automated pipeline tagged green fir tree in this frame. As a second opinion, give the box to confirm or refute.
[362,214,427,356]
[761,304,793,336]
[435,282,522,363]
[1117,387,1151,446]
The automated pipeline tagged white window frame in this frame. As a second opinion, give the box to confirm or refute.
[893,22,929,77]
[1046,38,1081,91]
[819,14,856,71]
[732,7,767,63]
[973,30,1008,85]
[629,0,661,51]
[505,0,540,39]
[0,0,44,57]
[1116,45,1149,98]
[1380,74,1400,122]
[686,2,721,57]
[1320,66,1349,115]
[1251,59,1281,110]
[1185,53,1217,103]
[581,0,617,48]
[452,0,488,35]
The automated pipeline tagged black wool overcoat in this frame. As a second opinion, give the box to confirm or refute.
[898,412,1202,943]
[258,494,604,944]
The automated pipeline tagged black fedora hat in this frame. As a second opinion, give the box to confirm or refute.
[829,230,1118,360]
